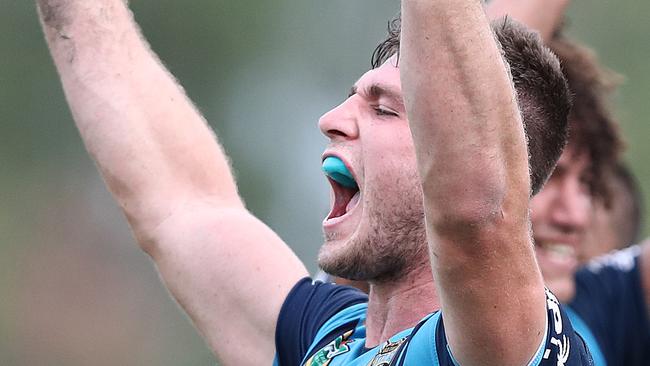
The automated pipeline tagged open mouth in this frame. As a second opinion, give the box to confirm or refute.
[327,178,360,219]
[322,156,360,220]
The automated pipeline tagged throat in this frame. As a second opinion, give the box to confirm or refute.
[364,270,439,348]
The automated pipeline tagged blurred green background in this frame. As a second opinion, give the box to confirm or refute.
[1,1,648,364]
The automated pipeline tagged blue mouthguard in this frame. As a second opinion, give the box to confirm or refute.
[322,156,358,189]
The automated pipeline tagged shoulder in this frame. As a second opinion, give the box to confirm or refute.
[572,245,644,305]
[569,245,650,365]
[583,245,642,274]
[274,278,368,366]
[571,245,644,317]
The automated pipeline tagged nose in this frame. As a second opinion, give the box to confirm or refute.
[318,97,360,141]
[550,177,592,233]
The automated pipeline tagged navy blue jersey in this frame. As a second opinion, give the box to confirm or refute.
[275,278,594,366]
[568,245,650,366]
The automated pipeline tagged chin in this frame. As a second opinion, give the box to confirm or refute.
[318,232,412,282]
[319,179,428,282]
[318,234,356,274]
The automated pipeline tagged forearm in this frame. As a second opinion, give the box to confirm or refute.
[38,0,242,242]
[400,0,529,229]
[486,0,570,41]
[400,1,543,365]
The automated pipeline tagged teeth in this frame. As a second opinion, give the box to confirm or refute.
[541,243,575,258]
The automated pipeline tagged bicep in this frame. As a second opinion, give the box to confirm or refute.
[149,202,308,364]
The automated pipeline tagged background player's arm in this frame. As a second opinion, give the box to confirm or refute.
[400,1,546,365]
[486,0,570,41]
[36,1,308,364]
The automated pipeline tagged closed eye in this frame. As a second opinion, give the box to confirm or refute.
[373,106,399,117]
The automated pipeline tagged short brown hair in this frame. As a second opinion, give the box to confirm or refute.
[547,35,623,202]
[372,17,571,195]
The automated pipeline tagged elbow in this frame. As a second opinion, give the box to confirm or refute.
[418,155,531,236]
[122,195,245,259]
[429,198,506,238]
[122,205,170,258]
[423,173,510,236]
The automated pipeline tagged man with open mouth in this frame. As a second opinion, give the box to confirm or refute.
[37,0,595,365]
[324,0,650,364]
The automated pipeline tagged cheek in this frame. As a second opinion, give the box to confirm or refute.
[363,158,422,208]
[364,128,417,167]
[575,191,592,212]
[530,191,551,223]
[360,125,420,195]
[366,121,414,146]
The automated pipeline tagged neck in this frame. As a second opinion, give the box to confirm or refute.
[364,263,439,347]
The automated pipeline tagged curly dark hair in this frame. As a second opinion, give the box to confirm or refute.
[371,16,571,196]
[547,35,623,203]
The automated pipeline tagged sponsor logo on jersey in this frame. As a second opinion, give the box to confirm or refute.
[543,288,570,366]
[366,337,407,366]
[304,329,355,366]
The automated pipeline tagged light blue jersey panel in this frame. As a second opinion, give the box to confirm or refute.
[565,307,607,366]
[301,308,440,366]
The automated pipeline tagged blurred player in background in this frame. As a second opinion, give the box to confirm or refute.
[580,162,644,261]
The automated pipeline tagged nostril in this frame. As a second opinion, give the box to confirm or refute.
[328,129,347,138]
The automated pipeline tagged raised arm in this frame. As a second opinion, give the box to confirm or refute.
[37,1,307,363]
[400,1,545,365]
[486,0,571,41]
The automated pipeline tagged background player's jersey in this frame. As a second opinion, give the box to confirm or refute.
[569,245,650,366]
[274,278,594,366]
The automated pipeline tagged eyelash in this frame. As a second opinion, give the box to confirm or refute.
[373,106,399,117]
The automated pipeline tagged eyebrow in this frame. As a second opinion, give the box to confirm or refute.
[349,83,405,110]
